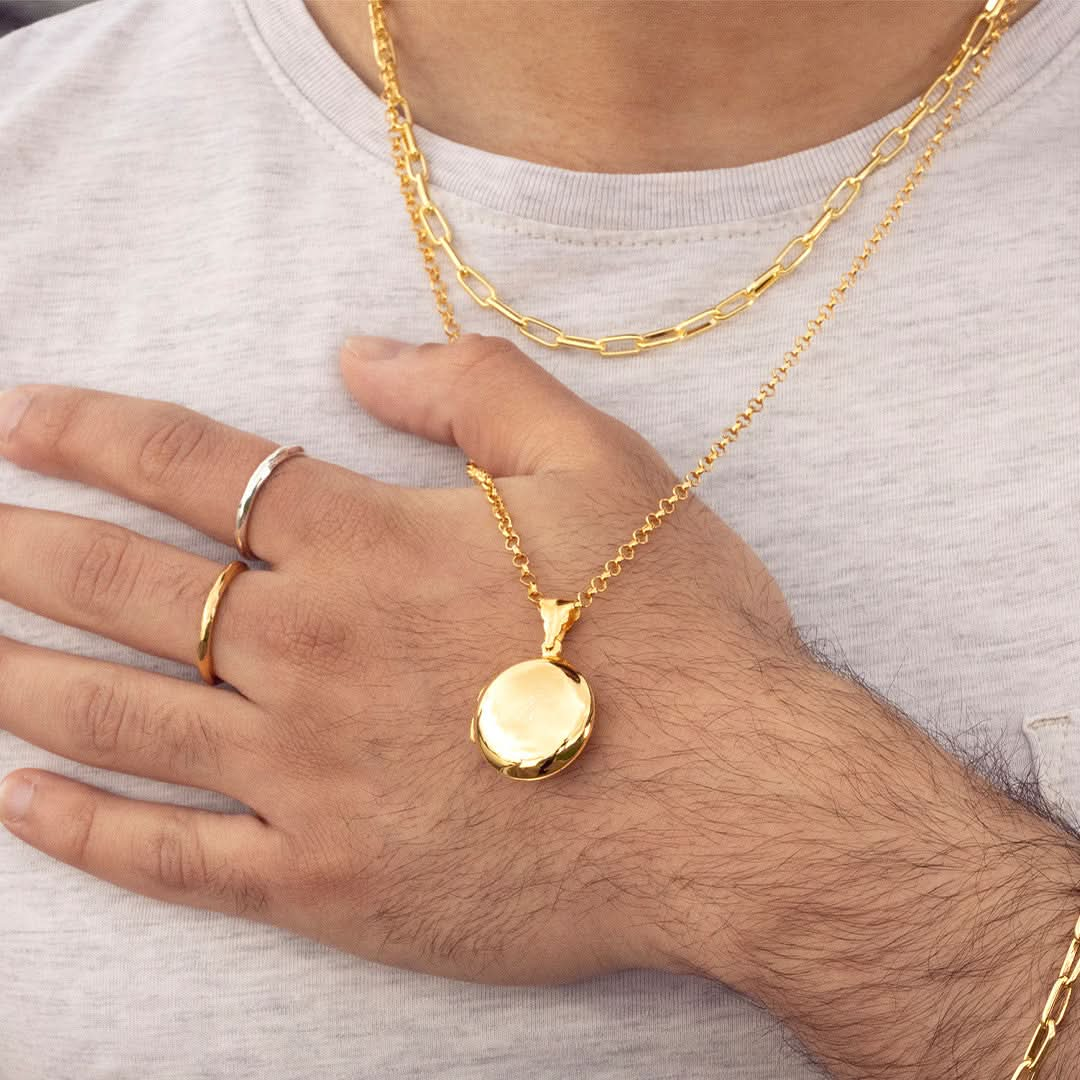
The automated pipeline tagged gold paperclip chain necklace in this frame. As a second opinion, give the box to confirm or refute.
[369,0,1010,358]
[367,0,1015,785]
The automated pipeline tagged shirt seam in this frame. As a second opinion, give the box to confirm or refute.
[1024,713,1073,731]
[229,0,1080,247]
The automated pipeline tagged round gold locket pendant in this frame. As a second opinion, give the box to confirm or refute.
[471,599,594,781]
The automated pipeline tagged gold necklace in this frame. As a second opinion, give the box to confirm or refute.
[367,0,1016,780]
[369,0,1011,358]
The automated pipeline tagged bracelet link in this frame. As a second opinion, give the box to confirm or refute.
[1011,910,1080,1078]
[1041,976,1073,1027]
[1019,1020,1056,1076]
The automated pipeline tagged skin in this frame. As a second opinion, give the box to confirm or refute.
[1,1,1074,1077]
[0,334,1077,1079]
[309,0,1042,170]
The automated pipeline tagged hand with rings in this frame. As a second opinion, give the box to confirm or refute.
[0,332,820,989]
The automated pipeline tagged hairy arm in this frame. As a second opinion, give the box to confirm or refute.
[665,655,1080,1079]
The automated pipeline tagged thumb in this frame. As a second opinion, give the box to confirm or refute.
[340,332,641,476]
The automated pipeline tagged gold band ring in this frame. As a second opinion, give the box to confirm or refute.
[234,445,305,559]
[196,560,249,685]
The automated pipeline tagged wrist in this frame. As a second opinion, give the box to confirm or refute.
[656,656,1080,1078]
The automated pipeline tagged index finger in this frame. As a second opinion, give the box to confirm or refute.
[0,384,363,565]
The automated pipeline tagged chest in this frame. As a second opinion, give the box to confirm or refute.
[1,153,1078,1080]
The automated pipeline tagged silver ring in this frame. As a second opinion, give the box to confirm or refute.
[234,444,305,559]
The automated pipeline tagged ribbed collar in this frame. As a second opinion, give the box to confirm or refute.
[237,0,1079,230]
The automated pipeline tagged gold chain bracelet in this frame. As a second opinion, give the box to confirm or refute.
[369,0,1010,357]
[1011,913,1080,1079]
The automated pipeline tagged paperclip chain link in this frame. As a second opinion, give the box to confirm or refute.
[369,0,1013,357]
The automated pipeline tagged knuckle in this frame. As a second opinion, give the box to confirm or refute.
[134,814,207,894]
[273,820,358,903]
[270,832,321,895]
[451,333,514,386]
[618,440,675,493]
[138,816,273,916]
[205,837,272,917]
[253,593,355,675]
[11,389,92,468]
[67,677,134,759]
[308,486,405,567]
[27,390,91,462]
[296,483,365,553]
[154,706,223,776]
[60,524,143,618]
[158,562,218,612]
[66,676,223,777]
[61,793,99,867]
[209,863,272,918]
[133,410,212,490]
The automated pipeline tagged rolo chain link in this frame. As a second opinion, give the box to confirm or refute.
[367,0,1016,613]
[369,0,1010,358]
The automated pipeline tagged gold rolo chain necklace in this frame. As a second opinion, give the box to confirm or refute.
[366,0,1016,784]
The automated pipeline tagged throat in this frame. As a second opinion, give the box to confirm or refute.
[308,0,1040,172]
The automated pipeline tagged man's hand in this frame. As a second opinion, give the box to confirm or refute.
[0,332,1076,1077]
[0,331,800,984]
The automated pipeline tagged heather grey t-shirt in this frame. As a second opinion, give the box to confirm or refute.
[1,1,1079,1077]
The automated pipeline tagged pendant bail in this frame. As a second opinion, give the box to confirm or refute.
[539,598,581,660]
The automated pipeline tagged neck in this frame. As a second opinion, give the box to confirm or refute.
[308,0,1038,172]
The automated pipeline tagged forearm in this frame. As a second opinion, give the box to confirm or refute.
[680,661,1080,1079]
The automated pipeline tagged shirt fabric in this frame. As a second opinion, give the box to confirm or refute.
[1,1,1079,1077]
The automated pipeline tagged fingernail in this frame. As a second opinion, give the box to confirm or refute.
[0,389,32,445]
[344,336,410,363]
[0,775,35,824]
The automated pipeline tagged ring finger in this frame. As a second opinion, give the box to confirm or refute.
[0,501,265,691]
